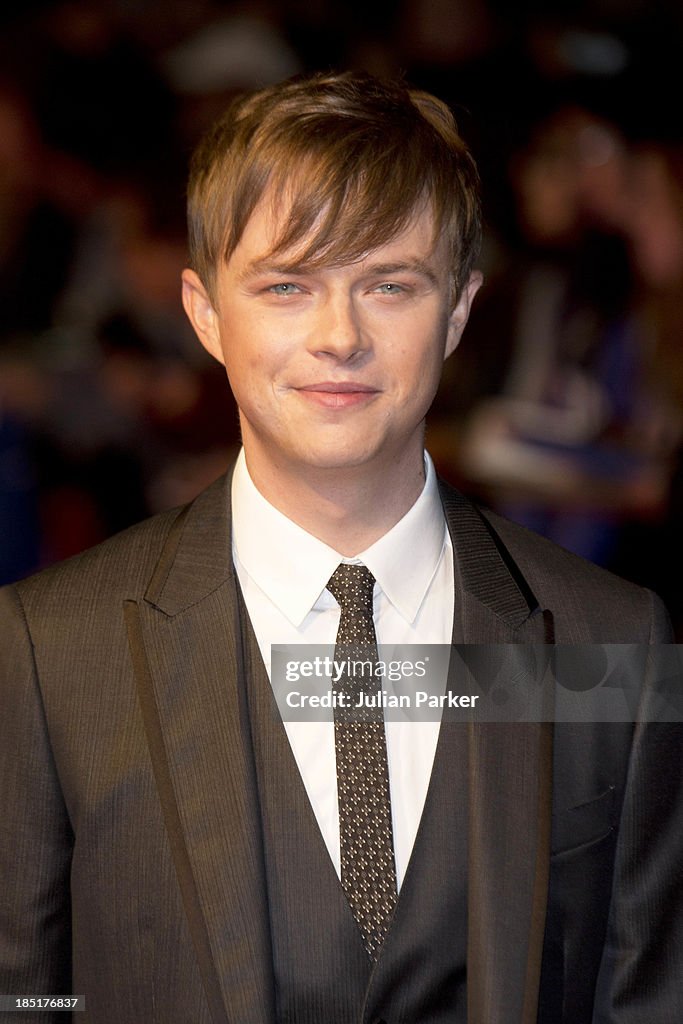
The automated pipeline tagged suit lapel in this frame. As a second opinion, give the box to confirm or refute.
[440,483,553,1024]
[125,475,276,1024]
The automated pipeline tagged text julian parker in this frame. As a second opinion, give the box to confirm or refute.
[285,690,480,709]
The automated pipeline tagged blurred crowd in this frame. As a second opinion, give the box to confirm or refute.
[1,0,683,635]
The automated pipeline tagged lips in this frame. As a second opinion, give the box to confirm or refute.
[295,381,380,408]
[298,382,378,393]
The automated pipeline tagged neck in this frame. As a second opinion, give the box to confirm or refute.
[242,445,427,557]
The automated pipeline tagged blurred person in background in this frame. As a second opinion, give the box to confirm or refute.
[434,105,679,569]
[605,142,683,635]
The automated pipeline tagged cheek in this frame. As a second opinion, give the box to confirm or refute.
[219,325,266,381]
[397,327,447,388]
[395,354,447,422]
[221,345,286,424]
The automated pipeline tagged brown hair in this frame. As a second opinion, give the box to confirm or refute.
[187,71,481,303]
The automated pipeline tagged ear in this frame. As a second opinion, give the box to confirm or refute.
[181,268,225,366]
[444,270,483,360]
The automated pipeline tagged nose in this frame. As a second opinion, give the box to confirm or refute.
[312,292,366,361]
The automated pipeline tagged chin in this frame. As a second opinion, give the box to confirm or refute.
[285,441,384,472]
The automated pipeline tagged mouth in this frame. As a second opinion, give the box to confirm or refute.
[295,382,380,409]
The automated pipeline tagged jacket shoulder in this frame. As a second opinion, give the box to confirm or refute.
[6,503,188,628]
[479,505,670,642]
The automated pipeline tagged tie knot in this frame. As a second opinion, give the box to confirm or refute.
[327,563,375,613]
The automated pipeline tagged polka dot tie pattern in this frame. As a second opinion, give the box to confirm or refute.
[326,563,398,961]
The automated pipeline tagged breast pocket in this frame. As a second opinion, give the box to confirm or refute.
[551,785,617,856]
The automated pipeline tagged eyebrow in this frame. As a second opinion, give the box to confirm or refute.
[237,259,305,284]
[238,256,441,287]
[361,260,440,287]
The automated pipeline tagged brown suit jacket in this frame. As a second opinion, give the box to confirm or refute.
[0,474,680,1022]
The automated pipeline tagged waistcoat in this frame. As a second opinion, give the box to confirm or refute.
[242,617,469,1024]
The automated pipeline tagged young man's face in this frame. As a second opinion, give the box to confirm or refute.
[183,191,481,484]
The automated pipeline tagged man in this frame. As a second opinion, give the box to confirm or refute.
[1,72,681,1024]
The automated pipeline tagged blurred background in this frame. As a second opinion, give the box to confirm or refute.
[1,0,683,637]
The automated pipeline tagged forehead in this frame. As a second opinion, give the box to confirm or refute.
[228,187,444,274]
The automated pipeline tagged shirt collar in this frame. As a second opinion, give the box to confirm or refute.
[231,449,447,627]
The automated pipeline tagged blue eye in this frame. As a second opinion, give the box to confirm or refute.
[376,282,404,294]
[269,283,300,295]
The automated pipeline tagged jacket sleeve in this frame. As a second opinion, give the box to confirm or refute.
[0,586,73,1019]
[592,589,683,1022]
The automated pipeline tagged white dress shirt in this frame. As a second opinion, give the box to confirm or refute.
[231,449,454,889]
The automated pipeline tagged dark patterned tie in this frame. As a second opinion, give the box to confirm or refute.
[327,563,398,960]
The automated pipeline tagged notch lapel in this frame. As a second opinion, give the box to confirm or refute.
[125,475,276,1024]
[440,483,553,1024]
